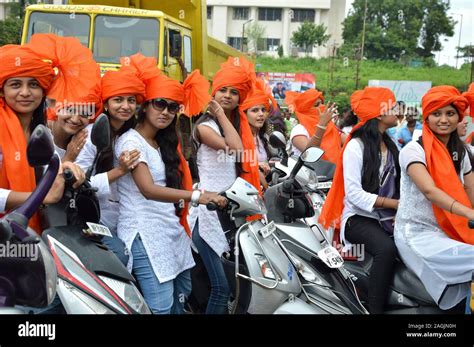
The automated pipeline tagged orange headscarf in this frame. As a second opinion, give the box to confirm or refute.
[0,44,56,233]
[27,34,102,121]
[101,69,146,104]
[319,87,396,229]
[462,83,474,118]
[211,56,261,195]
[420,86,473,244]
[240,78,277,112]
[122,53,208,236]
[350,90,364,113]
[285,89,341,164]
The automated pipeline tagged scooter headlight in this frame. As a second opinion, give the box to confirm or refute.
[99,276,151,314]
[255,254,276,280]
[289,253,327,285]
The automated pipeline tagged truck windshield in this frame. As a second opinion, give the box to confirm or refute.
[27,12,90,47]
[93,15,159,64]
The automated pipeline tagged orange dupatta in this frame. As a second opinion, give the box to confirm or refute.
[285,89,341,164]
[421,86,473,245]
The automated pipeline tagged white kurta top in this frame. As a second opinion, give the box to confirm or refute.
[115,129,194,282]
[75,124,117,232]
[394,141,474,309]
[289,124,310,156]
[194,119,237,256]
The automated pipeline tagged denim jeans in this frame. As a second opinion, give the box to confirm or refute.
[102,231,129,266]
[192,220,230,314]
[131,234,192,314]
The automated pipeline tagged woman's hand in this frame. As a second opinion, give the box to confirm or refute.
[118,150,141,173]
[198,191,228,209]
[207,100,226,120]
[64,129,88,162]
[259,162,271,176]
[43,162,86,204]
[318,101,338,128]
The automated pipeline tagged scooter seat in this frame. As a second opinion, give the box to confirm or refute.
[345,253,436,306]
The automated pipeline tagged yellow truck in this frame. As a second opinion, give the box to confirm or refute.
[21,0,245,81]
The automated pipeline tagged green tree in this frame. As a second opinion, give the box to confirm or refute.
[291,22,330,55]
[0,17,23,46]
[341,0,455,61]
[245,22,266,55]
[277,45,284,58]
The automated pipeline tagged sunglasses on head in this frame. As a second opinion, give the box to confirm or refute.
[151,98,180,114]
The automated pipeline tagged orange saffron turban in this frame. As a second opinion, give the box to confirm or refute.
[421,86,472,244]
[0,44,56,233]
[27,34,102,121]
[319,87,396,229]
[285,89,341,164]
[462,83,474,118]
[350,90,364,113]
[101,69,146,104]
[240,78,277,112]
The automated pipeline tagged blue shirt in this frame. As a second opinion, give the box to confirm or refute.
[397,122,423,147]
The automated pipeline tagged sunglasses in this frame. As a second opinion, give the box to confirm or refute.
[151,98,180,114]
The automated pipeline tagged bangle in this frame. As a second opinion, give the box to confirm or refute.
[316,124,327,131]
[449,200,457,214]
[190,189,202,207]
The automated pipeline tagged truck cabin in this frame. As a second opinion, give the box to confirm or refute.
[22,5,192,81]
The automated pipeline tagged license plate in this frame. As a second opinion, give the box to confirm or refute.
[316,181,332,189]
[85,222,113,237]
[259,221,276,239]
[317,245,344,268]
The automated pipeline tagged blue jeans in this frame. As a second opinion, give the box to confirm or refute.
[102,232,129,266]
[131,234,192,314]
[192,220,230,314]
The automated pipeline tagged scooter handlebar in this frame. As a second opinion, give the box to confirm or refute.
[63,168,76,187]
[468,220,474,229]
[206,202,218,211]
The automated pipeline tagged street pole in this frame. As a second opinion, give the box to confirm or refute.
[453,13,463,69]
[355,0,368,90]
[241,19,254,52]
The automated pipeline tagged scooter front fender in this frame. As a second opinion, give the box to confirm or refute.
[273,296,328,314]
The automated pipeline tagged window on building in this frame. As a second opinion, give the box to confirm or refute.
[258,38,280,51]
[232,7,249,20]
[227,37,243,50]
[258,8,282,21]
[207,6,212,20]
[291,9,315,22]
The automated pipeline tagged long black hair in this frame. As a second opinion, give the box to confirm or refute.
[340,110,358,129]
[257,119,271,159]
[137,102,184,216]
[95,109,137,174]
[351,118,401,194]
[192,107,245,175]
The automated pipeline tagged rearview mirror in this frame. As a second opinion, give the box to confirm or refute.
[269,131,286,149]
[27,125,55,167]
[301,147,324,163]
[91,114,110,152]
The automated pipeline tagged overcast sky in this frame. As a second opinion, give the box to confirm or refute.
[345,0,474,68]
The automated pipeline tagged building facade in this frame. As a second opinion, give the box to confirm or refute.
[207,0,347,58]
[0,0,62,20]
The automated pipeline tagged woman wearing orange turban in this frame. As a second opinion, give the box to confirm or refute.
[393,85,474,311]
[240,78,278,189]
[319,87,400,313]
[191,55,261,314]
[285,89,341,164]
[25,34,102,163]
[71,56,148,266]
[0,38,85,234]
[112,53,226,314]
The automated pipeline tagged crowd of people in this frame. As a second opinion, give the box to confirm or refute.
[0,33,473,314]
